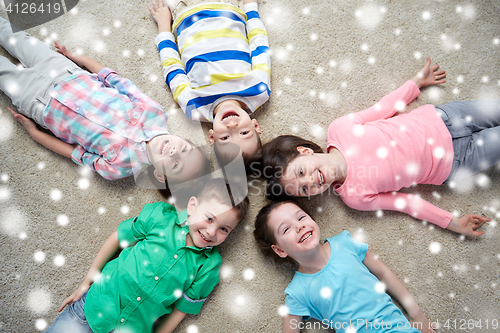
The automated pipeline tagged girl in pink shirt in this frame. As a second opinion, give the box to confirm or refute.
[259,58,497,236]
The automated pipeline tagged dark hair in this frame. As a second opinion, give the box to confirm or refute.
[197,178,250,221]
[261,135,323,200]
[253,200,300,264]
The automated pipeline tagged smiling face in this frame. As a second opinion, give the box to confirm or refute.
[186,197,240,248]
[146,134,205,183]
[210,100,262,158]
[280,147,336,197]
[268,202,321,260]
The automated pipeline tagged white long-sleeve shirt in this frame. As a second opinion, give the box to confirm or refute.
[155,2,271,122]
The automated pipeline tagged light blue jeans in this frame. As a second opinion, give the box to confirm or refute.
[0,17,82,128]
[44,292,93,333]
[437,100,500,182]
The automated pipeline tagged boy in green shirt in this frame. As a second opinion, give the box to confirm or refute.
[44,178,249,333]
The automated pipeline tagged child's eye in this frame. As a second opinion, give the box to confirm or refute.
[283,227,290,234]
[221,136,229,141]
[298,215,305,221]
[221,227,229,233]
[182,146,187,152]
[241,131,249,135]
[299,168,304,176]
[173,161,179,169]
[301,186,307,195]
[206,216,213,222]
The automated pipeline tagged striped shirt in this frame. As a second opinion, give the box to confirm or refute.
[155,2,271,122]
[43,68,170,180]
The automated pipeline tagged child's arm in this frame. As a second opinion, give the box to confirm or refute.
[58,231,120,311]
[371,192,487,236]
[244,1,271,86]
[54,41,104,73]
[282,314,302,333]
[154,307,187,333]
[353,58,445,125]
[8,107,75,159]
[363,251,435,333]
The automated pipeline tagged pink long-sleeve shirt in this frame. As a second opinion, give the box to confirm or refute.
[327,80,454,228]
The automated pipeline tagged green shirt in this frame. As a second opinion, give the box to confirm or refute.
[84,202,222,333]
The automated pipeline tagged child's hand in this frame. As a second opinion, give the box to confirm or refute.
[8,107,37,133]
[446,214,490,237]
[412,57,446,89]
[54,40,77,61]
[58,281,91,312]
[147,0,172,33]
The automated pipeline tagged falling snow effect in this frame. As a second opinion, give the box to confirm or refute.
[355,5,386,29]
[1,206,27,237]
[35,319,48,331]
[27,289,51,314]
[0,1,497,332]
[429,242,442,254]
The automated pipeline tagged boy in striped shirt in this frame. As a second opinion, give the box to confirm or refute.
[149,0,271,161]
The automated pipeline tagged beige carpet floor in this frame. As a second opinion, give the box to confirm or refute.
[1,0,500,332]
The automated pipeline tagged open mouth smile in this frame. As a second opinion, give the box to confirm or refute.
[222,111,239,121]
[318,170,325,186]
[198,231,212,243]
[299,231,312,243]
[161,141,170,155]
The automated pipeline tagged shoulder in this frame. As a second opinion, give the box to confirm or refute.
[197,249,222,275]
[137,202,177,220]
[325,231,351,249]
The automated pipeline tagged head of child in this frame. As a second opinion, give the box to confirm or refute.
[254,200,321,264]
[209,99,262,162]
[146,134,210,184]
[261,135,331,199]
[186,178,249,248]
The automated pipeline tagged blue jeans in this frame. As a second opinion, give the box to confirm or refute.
[436,100,500,182]
[44,292,93,333]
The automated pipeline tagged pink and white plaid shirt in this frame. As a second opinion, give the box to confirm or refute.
[42,68,170,180]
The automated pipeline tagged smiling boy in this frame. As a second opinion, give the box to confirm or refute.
[148,0,270,160]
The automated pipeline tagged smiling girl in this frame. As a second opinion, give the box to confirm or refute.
[260,58,497,236]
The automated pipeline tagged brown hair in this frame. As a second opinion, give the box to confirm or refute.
[261,135,323,200]
[197,178,250,221]
[253,200,300,264]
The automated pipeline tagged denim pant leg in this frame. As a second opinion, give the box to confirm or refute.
[437,100,500,182]
[0,16,82,127]
[44,292,94,333]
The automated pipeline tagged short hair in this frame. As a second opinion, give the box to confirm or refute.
[253,200,300,264]
[261,135,323,200]
[197,178,249,221]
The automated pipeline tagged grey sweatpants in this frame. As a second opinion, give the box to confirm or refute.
[0,17,82,128]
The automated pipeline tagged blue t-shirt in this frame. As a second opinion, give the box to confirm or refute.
[284,231,419,333]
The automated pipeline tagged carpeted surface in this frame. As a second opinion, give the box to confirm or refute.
[1,0,499,332]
